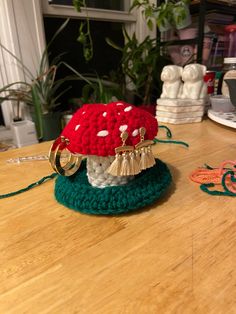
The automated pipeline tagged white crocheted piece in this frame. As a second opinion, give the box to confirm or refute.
[87,155,134,188]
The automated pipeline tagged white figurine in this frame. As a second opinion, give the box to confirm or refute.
[160,65,183,99]
[181,63,207,100]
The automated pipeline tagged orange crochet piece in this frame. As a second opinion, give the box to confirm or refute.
[190,168,223,184]
[190,160,236,193]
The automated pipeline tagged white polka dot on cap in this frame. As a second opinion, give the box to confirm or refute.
[132,129,139,137]
[97,130,109,137]
[124,106,132,112]
[119,125,128,132]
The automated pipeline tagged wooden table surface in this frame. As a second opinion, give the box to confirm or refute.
[0,118,235,314]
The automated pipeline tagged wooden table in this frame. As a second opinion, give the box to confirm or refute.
[0,119,235,313]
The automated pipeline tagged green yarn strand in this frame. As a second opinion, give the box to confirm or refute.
[221,170,236,196]
[204,164,214,170]
[200,183,227,196]
[200,170,236,196]
[154,125,189,147]
[159,125,172,138]
[0,173,57,199]
[153,138,189,148]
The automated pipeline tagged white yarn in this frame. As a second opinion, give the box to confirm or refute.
[87,156,134,188]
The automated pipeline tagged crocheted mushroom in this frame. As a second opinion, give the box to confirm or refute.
[49,101,158,188]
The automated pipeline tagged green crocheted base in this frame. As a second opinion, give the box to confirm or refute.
[55,159,172,215]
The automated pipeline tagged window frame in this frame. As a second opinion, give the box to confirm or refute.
[0,0,156,127]
[41,0,156,41]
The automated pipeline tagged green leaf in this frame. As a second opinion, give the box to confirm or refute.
[31,85,43,140]
[147,19,153,31]
[105,37,123,51]
[72,0,84,12]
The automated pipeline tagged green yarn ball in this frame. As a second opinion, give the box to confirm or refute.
[55,159,172,215]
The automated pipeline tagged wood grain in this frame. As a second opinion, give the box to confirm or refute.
[0,119,235,314]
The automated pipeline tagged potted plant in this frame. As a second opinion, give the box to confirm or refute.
[71,1,171,113]
[173,1,192,30]
[60,71,123,126]
[130,0,191,32]
[0,85,29,122]
[73,0,93,62]
[66,69,123,104]
[106,29,170,113]
[0,19,79,141]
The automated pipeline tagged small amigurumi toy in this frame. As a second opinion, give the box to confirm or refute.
[49,101,172,215]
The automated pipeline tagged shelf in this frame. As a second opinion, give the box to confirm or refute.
[191,0,236,10]
[160,38,198,46]
[158,0,236,63]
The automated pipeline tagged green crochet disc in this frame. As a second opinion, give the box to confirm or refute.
[55,158,172,215]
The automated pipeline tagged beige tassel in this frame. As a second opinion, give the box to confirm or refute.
[106,131,135,177]
[129,151,140,175]
[120,152,131,176]
[139,147,149,170]
[135,127,155,171]
[107,153,122,176]
[135,149,141,164]
[146,145,156,168]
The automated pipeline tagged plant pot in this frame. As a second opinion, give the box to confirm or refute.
[31,111,62,141]
[41,112,62,141]
[62,112,73,128]
[11,120,38,147]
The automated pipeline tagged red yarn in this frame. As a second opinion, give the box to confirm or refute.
[61,101,158,156]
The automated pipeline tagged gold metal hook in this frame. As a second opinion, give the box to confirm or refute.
[107,131,137,176]
[134,127,155,170]
[115,131,134,153]
[135,127,154,149]
[49,136,82,176]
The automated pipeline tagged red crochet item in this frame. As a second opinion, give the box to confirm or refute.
[61,101,158,156]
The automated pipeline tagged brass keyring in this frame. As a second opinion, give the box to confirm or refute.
[49,137,62,171]
[49,136,82,176]
[49,136,75,172]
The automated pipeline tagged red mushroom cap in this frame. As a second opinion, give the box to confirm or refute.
[61,101,158,157]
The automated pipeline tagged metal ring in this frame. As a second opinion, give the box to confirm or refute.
[49,136,75,172]
[49,136,82,176]
[49,137,62,171]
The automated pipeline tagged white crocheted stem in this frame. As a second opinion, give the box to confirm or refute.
[87,155,134,188]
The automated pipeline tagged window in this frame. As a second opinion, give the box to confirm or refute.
[43,16,125,108]
[47,0,126,11]
[41,0,156,105]
[41,0,156,41]
[0,0,156,127]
